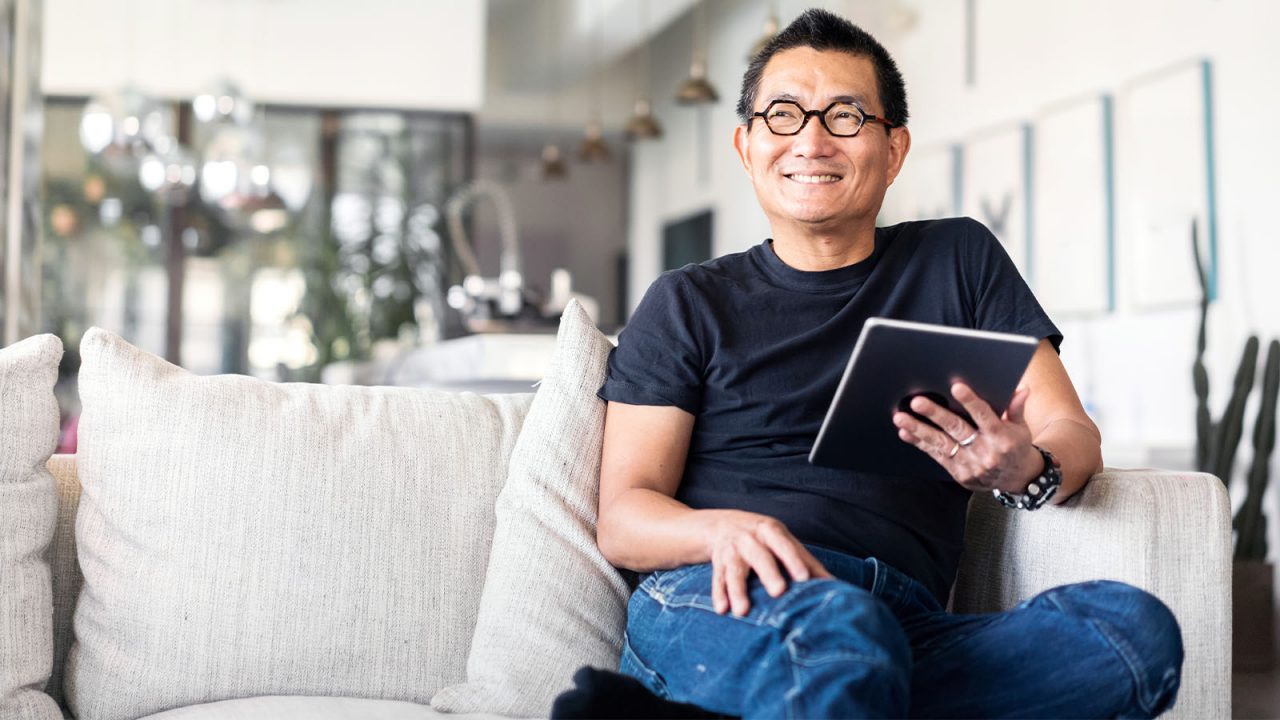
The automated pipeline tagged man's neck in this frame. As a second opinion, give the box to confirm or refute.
[769,225,877,272]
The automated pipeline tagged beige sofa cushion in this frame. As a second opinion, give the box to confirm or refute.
[137,695,513,720]
[0,335,64,720]
[67,328,533,720]
[432,300,629,716]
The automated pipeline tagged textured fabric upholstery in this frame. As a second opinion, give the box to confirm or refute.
[138,695,514,720]
[45,453,81,712]
[32,325,1229,718]
[952,469,1231,720]
[0,334,64,720]
[432,300,630,716]
[67,328,533,720]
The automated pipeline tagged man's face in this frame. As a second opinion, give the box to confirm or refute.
[733,47,910,234]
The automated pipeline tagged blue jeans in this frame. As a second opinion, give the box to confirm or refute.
[620,546,1183,719]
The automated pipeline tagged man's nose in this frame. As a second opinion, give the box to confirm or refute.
[789,116,837,157]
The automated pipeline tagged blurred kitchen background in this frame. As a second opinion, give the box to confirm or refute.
[1,1,1279,713]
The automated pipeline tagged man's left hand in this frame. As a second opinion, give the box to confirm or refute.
[892,382,1042,493]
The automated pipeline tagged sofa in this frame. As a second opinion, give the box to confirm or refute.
[1,301,1231,719]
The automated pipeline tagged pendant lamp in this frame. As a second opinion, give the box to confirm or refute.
[627,0,663,140]
[579,0,612,162]
[675,0,718,105]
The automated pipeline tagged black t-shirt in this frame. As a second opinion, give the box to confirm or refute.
[598,217,1062,603]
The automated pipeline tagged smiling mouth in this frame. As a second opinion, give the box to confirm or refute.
[785,173,843,184]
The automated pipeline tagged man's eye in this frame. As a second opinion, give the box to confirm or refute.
[831,109,858,120]
[768,108,796,118]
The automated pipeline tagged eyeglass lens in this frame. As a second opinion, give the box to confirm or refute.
[763,102,865,136]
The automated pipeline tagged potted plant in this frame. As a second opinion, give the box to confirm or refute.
[1193,221,1280,671]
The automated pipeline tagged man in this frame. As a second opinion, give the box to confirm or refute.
[595,8,1183,719]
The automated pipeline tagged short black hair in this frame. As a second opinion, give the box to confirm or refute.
[737,8,908,131]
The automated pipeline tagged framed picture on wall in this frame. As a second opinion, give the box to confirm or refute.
[880,144,959,225]
[962,123,1033,280]
[1116,59,1218,309]
[1031,94,1115,316]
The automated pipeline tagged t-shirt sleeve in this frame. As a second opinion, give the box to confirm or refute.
[962,218,1064,352]
[597,271,705,414]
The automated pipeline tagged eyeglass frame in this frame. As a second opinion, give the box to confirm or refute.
[747,99,897,137]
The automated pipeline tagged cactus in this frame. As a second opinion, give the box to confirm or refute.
[1235,340,1279,561]
[1213,336,1260,491]
[1187,218,1276,561]
[1192,221,1214,473]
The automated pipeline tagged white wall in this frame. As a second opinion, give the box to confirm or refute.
[42,0,487,110]
[626,0,1280,486]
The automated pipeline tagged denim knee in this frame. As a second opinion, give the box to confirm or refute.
[773,579,911,676]
[759,580,912,717]
[1047,580,1184,716]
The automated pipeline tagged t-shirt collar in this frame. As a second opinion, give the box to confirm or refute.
[752,233,881,292]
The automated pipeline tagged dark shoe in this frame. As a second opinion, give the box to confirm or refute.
[551,666,736,719]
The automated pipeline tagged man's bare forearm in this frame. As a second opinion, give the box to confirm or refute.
[598,488,726,572]
[1035,417,1104,505]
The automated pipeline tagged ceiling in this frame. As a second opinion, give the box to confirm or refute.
[485,0,701,93]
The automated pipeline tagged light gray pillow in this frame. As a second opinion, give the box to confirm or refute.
[67,328,533,720]
[0,334,64,720]
[432,300,629,716]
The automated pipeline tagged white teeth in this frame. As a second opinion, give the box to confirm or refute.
[789,174,840,184]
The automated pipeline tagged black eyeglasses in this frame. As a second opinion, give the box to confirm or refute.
[748,100,896,137]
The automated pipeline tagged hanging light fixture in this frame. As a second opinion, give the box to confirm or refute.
[580,120,611,162]
[626,0,663,140]
[675,0,718,105]
[748,3,780,60]
[625,100,662,140]
[540,1,569,180]
[540,143,568,180]
[79,1,169,163]
[192,78,255,127]
[138,134,197,204]
[579,0,612,162]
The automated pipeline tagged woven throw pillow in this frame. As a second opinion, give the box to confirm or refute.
[432,299,629,716]
[0,334,64,720]
[67,328,533,720]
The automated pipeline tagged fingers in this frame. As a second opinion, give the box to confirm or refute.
[712,536,774,617]
[907,394,977,442]
[709,520,834,617]
[758,523,835,581]
[711,556,728,614]
[950,382,1002,430]
[737,534,787,599]
[723,553,751,616]
[894,411,959,460]
[758,522,813,584]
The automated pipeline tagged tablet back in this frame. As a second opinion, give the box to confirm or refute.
[809,318,1039,482]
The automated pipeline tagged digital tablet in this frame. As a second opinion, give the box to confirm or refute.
[808,317,1039,481]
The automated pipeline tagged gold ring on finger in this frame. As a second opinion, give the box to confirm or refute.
[948,442,960,458]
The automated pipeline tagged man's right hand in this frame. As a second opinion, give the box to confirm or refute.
[704,510,833,616]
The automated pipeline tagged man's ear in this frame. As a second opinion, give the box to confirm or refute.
[884,125,912,187]
[732,124,752,175]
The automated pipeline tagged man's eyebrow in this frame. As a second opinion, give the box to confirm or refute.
[763,92,873,107]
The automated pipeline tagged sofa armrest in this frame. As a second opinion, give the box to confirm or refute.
[952,469,1231,720]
